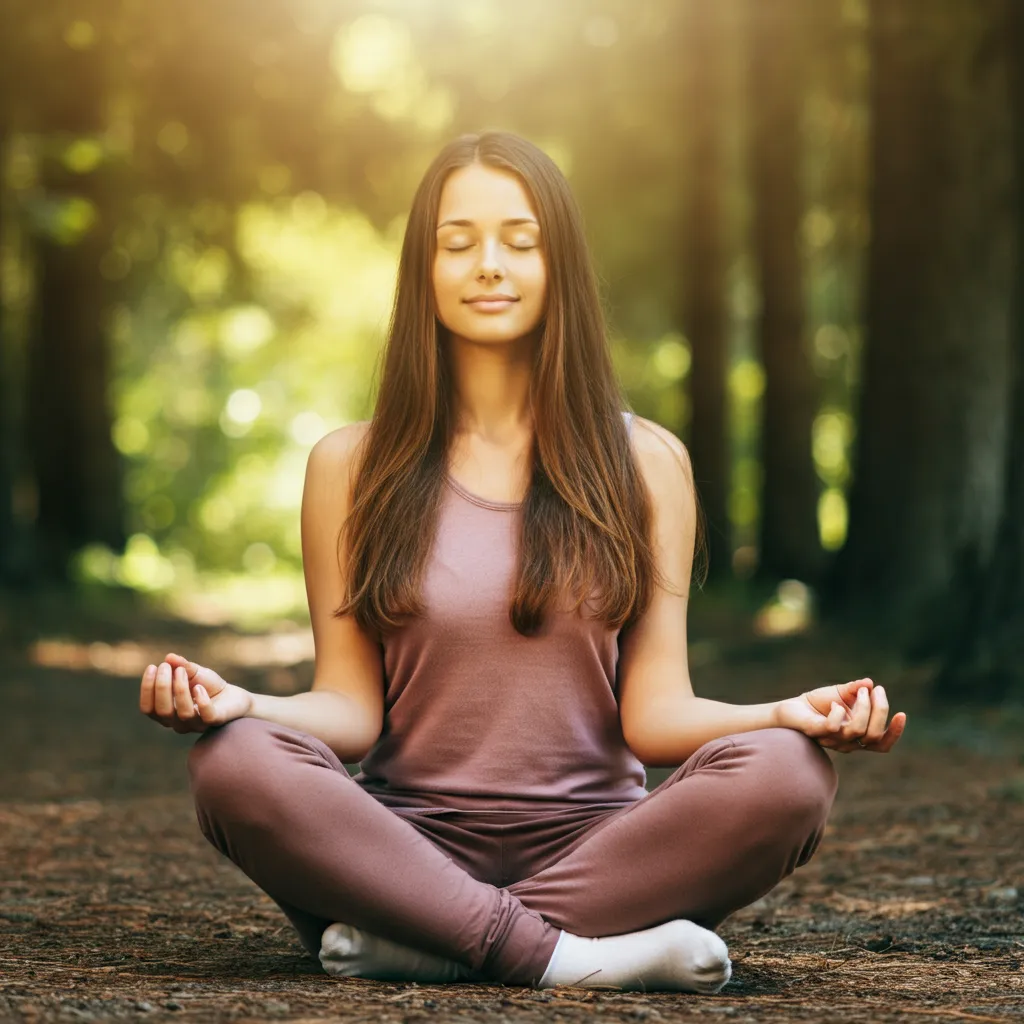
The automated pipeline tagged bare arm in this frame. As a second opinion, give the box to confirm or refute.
[243,690,377,763]
[617,418,784,766]
[616,418,907,764]
[145,422,386,762]
[276,421,385,761]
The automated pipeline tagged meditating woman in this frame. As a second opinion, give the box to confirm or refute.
[138,129,906,993]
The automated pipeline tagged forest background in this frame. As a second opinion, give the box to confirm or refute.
[0,1,1023,1021]
[2,0,1022,703]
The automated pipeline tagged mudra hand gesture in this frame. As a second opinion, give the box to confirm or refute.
[773,679,906,753]
[139,652,252,734]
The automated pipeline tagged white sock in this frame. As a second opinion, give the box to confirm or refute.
[320,922,485,983]
[537,920,732,993]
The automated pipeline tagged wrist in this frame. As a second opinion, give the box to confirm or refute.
[768,698,786,729]
[241,686,260,718]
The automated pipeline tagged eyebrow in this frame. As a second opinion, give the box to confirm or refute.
[436,217,539,229]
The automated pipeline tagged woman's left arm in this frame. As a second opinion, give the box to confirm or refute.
[616,418,906,767]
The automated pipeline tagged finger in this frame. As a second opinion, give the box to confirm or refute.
[154,662,175,718]
[872,711,908,752]
[167,652,222,694]
[172,665,196,721]
[827,700,847,731]
[842,684,872,740]
[863,685,890,744]
[193,684,212,723]
[835,678,873,708]
[139,664,157,715]
[165,652,199,678]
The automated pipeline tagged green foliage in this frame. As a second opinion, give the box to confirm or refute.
[1,0,872,621]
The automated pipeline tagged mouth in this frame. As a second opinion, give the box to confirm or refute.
[464,297,519,312]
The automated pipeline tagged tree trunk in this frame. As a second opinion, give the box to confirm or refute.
[681,0,732,581]
[26,23,125,580]
[826,0,1014,652]
[0,123,13,581]
[935,0,1024,703]
[748,0,823,585]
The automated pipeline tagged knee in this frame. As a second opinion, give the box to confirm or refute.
[737,727,838,828]
[187,717,281,819]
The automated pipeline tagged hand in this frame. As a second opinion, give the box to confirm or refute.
[139,652,253,734]
[773,678,907,753]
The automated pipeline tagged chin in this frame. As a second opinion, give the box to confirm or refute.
[450,320,540,345]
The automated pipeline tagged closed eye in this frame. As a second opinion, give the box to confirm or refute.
[443,244,536,252]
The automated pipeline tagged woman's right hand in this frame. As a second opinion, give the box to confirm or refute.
[139,652,253,733]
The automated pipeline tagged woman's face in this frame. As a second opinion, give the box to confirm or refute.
[432,162,547,346]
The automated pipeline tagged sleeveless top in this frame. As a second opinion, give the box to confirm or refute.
[351,411,648,813]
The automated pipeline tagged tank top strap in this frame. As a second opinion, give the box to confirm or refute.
[622,409,635,438]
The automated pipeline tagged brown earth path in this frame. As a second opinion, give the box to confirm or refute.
[0,588,1021,1023]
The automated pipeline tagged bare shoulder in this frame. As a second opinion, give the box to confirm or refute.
[302,420,373,532]
[628,415,695,498]
[305,419,374,491]
[308,420,372,477]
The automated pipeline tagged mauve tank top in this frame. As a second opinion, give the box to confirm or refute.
[351,411,648,813]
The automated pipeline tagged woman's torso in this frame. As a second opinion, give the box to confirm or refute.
[351,411,648,813]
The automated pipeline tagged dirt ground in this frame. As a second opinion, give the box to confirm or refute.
[0,587,1021,1024]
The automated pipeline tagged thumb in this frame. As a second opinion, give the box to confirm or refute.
[836,677,873,704]
[165,652,225,694]
[193,684,215,722]
[785,696,832,735]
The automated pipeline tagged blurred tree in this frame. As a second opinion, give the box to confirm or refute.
[747,0,823,585]
[0,0,36,584]
[24,5,125,580]
[826,0,1015,652]
[0,50,12,580]
[681,0,731,581]
[1,0,420,585]
[936,0,1024,703]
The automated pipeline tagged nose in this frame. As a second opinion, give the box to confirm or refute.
[476,235,505,281]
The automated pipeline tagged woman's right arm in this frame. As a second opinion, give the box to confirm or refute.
[246,422,384,760]
[140,422,385,764]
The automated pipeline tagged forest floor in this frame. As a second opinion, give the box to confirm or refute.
[0,584,1021,1024]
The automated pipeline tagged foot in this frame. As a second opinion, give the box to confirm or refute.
[320,922,484,983]
[537,919,732,993]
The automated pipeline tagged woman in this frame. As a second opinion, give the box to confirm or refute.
[139,130,906,993]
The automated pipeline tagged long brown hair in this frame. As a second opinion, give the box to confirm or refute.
[336,129,699,640]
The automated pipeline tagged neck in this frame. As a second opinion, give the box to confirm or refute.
[446,330,536,442]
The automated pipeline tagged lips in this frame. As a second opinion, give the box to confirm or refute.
[465,296,519,313]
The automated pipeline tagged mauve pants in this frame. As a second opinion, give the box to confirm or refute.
[188,719,838,987]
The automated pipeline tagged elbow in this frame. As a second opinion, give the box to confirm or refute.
[621,716,660,767]
[317,690,382,763]
[621,698,698,767]
[328,729,378,766]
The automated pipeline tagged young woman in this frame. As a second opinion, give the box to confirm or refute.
[139,130,906,993]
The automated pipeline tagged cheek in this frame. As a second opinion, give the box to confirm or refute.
[432,262,461,315]
[524,260,548,308]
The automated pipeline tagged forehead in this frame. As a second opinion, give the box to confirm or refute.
[436,163,538,225]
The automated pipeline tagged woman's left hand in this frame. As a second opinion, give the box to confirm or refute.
[773,678,907,753]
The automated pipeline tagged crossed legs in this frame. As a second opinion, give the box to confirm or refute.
[188,718,837,986]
